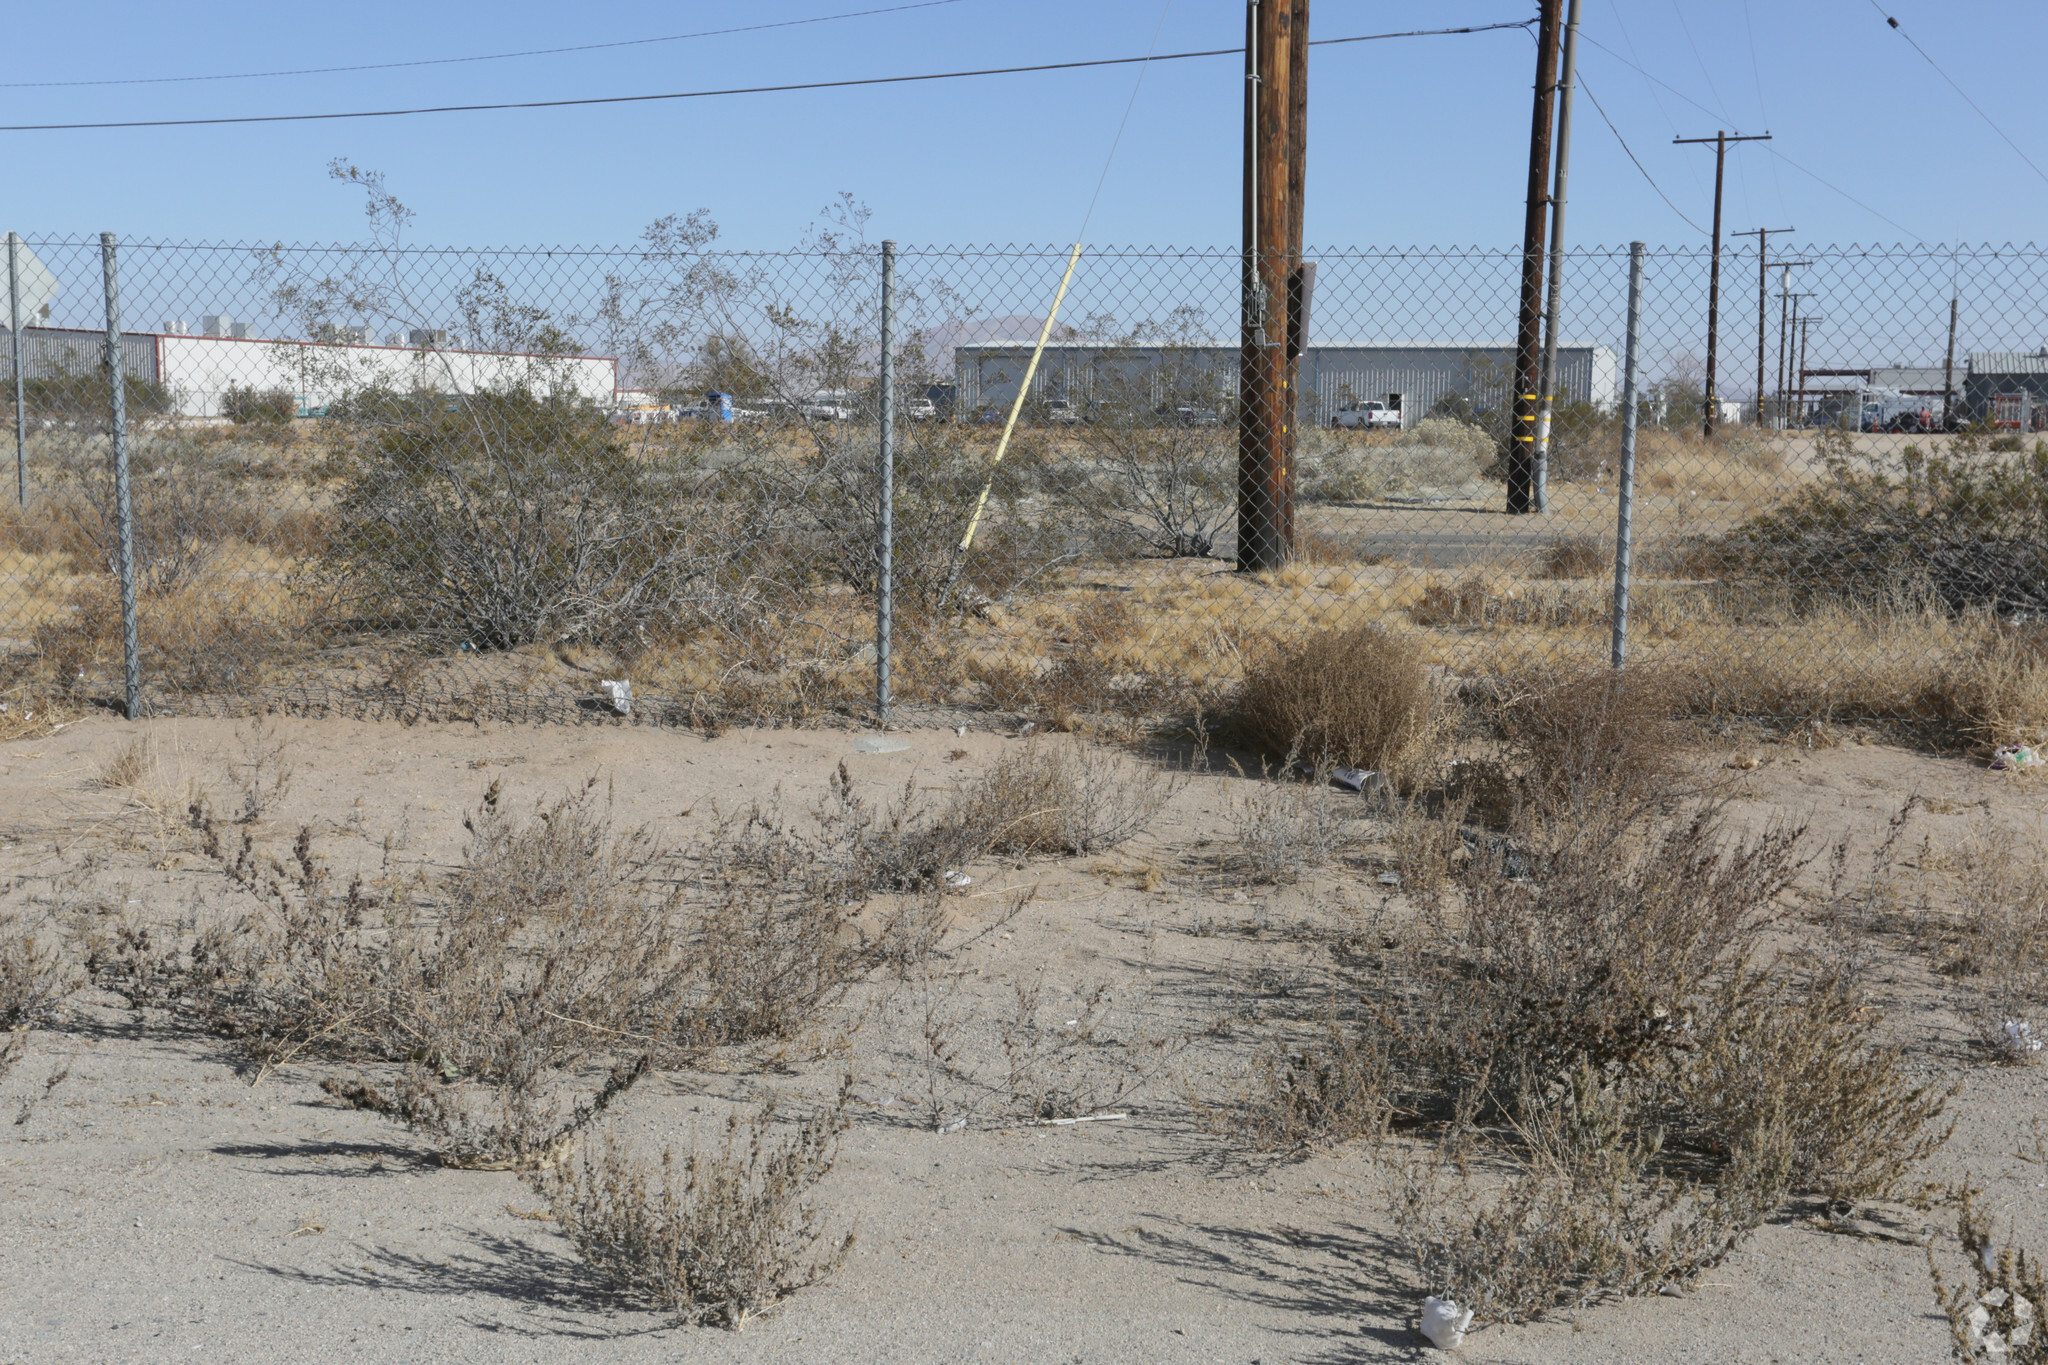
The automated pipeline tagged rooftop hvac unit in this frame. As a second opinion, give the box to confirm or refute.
[313,323,373,346]
[162,319,189,336]
[407,328,450,348]
[202,314,235,338]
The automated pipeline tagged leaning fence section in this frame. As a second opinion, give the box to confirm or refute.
[0,236,2043,741]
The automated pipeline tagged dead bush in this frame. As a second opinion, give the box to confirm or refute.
[1223,757,1353,885]
[0,909,75,1083]
[1663,965,1955,1202]
[1492,664,1693,822]
[1397,1066,1794,1325]
[535,1083,855,1329]
[1540,535,1607,580]
[1234,622,1439,789]
[110,779,867,1167]
[1210,1014,1394,1152]
[954,737,1173,858]
[1928,1185,2048,1362]
[1900,824,2048,1060]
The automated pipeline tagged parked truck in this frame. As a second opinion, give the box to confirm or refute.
[1329,397,1402,430]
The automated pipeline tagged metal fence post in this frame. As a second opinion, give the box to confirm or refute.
[7,233,24,507]
[876,239,896,724]
[100,233,142,718]
[1611,240,1645,670]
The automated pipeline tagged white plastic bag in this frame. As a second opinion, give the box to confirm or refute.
[1420,1295,1474,1350]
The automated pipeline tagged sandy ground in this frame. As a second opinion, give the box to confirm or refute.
[2,713,2046,1364]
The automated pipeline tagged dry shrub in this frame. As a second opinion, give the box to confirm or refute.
[1492,664,1693,821]
[1540,535,1607,580]
[1234,622,1439,787]
[536,1086,854,1330]
[1669,966,1954,1202]
[108,779,865,1168]
[1223,757,1353,885]
[1941,627,2048,754]
[1217,1014,1394,1152]
[0,909,75,1083]
[1397,1066,1795,1324]
[1905,824,2048,1058]
[954,737,1173,857]
[94,737,151,789]
[1928,1185,2048,1362]
[1409,804,1804,1109]
[1296,419,1492,503]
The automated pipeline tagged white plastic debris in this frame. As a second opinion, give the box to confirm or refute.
[1993,744,2043,771]
[1419,1296,1473,1350]
[854,735,910,754]
[2001,1020,2043,1057]
[938,1116,968,1134]
[598,679,632,715]
[1377,872,1402,887]
[943,869,973,890]
[1966,1286,2037,1355]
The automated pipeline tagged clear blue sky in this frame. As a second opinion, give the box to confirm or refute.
[2,1,2041,250]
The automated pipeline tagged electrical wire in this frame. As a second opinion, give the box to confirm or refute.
[1764,145,1923,240]
[0,1,974,90]
[1863,1,2048,192]
[1579,31,1736,129]
[0,21,1535,133]
[1574,71,1707,234]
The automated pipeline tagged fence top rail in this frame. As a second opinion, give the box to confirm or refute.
[17,237,2048,262]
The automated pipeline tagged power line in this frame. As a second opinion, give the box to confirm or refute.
[1571,69,1706,234]
[0,21,1535,133]
[0,1,974,90]
[1763,145,1923,240]
[1578,30,1738,130]
[1863,1,2048,192]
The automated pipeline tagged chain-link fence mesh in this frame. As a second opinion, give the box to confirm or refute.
[1,234,2043,738]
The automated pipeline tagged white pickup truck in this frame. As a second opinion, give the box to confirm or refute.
[1330,399,1402,430]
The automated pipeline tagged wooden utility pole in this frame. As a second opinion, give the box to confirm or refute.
[1508,0,1563,515]
[1731,226,1793,427]
[1533,0,1583,515]
[1674,131,1770,437]
[1238,0,1297,571]
[1284,0,1311,487]
[1942,296,1959,430]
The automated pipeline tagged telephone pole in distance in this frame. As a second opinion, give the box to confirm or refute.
[1731,226,1793,427]
[1674,131,1771,438]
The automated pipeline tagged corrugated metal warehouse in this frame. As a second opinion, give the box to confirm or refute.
[1,325,618,418]
[955,342,1619,426]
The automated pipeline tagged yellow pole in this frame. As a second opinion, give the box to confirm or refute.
[955,240,1086,556]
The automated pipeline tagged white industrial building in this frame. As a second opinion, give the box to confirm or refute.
[0,325,619,418]
[954,342,1619,427]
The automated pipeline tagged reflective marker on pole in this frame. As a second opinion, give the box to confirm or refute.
[1612,241,1644,670]
[101,233,142,718]
[876,239,896,724]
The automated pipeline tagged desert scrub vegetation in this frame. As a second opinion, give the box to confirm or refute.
[536,1084,856,1330]
[1296,419,1494,503]
[314,392,807,654]
[1928,1184,2048,1361]
[1232,621,1441,789]
[1689,425,2048,617]
[82,777,862,1168]
[0,907,75,1084]
[1206,667,1954,1327]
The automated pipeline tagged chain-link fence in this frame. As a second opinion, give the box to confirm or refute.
[2,232,2043,738]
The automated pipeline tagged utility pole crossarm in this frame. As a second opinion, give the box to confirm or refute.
[1674,132,1772,437]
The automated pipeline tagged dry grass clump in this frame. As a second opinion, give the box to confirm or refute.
[1539,535,1607,581]
[535,1084,855,1330]
[1223,758,1354,885]
[1233,622,1440,788]
[1296,419,1493,503]
[1899,824,2048,1059]
[953,737,1173,858]
[1209,687,1953,1327]
[0,909,75,1083]
[1928,1185,2048,1362]
[1489,664,1694,822]
[94,779,865,1168]
[1397,1065,1796,1325]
